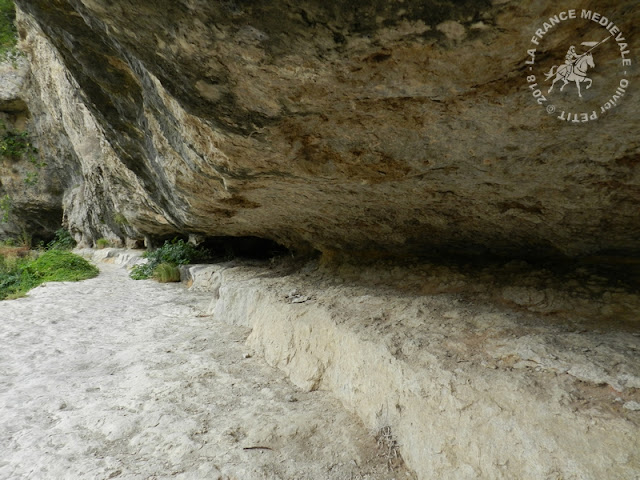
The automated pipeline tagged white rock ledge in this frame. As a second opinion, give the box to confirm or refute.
[76,247,146,268]
[90,251,640,479]
[183,262,640,480]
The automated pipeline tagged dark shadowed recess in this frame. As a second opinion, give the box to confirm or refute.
[200,235,291,260]
[144,234,292,262]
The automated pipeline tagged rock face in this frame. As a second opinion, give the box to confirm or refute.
[9,0,640,256]
[181,257,640,480]
[0,58,66,242]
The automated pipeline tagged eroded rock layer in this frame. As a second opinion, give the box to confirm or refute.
[183,256,640,480]
[0,58,65,241]
[11,0,640,257]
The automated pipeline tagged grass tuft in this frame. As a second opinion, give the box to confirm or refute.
[152,262,181,283]
[96,238,110,249]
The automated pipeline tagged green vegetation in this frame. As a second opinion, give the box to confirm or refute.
[0,249,99,300]
[113,212,128,226]
[0,120,44,188]
[15,229,30,248]
[96,238,111,249]
[47,228,76,250]
[130,238,207,280]
[28,250,98,281]
[152,262,181,283]
[0,194,10,223]
[0,129,35,159]
[0,0,17,58]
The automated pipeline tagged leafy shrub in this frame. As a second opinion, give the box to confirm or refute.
[129,262,154,280]
[0,130,36,159]
[0,250,98,300]
[0,257,37,299]
[153,262,181,283]
[130,238,205,280]
[28,250,98,281]
[96,238,110,249]
[47,229,76,250]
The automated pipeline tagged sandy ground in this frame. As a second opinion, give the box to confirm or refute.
[0,262,408,480]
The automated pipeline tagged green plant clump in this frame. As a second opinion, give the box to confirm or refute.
[0,194,10,223]
[28,250,99,282]
[47,228,77,250]
[0,0,17,58]
[0,120,44,186]
[96,238,111,249]
[0,130,36,159]
[0,249,98,300]
[152,262,181,283]
[113,212,128,226]
[0,255,37,299]
[130,238,206,280]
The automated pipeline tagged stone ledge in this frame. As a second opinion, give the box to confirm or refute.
[182,263,640,480]
[76,247,145,268]
[82,251,640,479]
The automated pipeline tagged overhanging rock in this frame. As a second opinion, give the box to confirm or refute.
[183,260,640,480]
[11,0,640,257]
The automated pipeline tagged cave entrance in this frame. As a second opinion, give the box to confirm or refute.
[199,236,290,261]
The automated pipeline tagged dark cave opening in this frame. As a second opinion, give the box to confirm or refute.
[198,235,291,261]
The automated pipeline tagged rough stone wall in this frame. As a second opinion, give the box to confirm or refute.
[11,0,640,256]
[0,57,65,241]
[16,13,165,247]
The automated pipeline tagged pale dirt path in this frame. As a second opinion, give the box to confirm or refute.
[0,263,401,480]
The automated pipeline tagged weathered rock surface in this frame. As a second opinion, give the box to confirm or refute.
[181,256,640,480]
[0,58,65,241]
[10,0,640,257]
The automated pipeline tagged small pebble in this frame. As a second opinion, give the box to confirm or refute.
[623,401,640,411]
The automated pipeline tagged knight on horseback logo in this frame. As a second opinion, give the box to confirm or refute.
[545,38,608,98]
[525,9,632,122]
[565,45,579,71]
